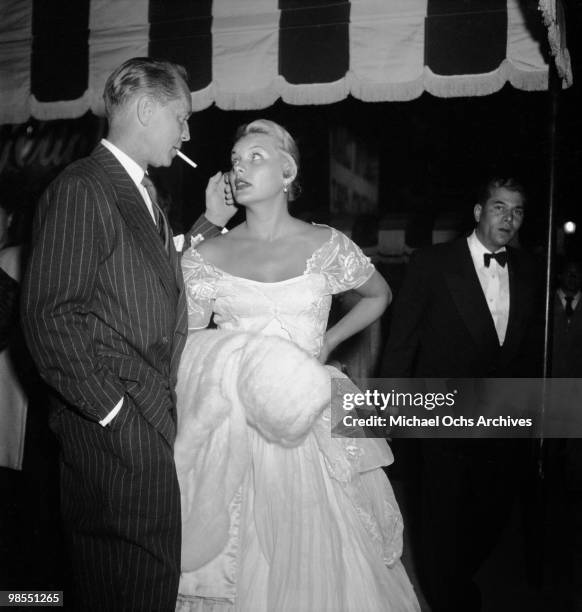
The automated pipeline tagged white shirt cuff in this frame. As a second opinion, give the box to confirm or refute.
[99,397,123,427]
[173,234,185,252]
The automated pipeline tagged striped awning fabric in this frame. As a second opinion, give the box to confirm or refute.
[0,0,569,125]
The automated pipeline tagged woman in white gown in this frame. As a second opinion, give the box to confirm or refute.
[175,120,420,612]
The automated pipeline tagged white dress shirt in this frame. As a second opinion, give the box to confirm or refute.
[467,231,510,345]
[101,138,157,223]
[557,289,581,312]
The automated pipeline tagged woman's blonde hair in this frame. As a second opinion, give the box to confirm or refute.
[235,119,301,201]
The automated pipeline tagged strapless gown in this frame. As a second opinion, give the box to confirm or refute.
[175,227,420,612]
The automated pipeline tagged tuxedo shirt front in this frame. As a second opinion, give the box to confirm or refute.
[467,231,509,345]
[557,288,581,312]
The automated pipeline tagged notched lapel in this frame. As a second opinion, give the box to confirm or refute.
[116,181,176,292]
[170,244,187,354]
[502,249,525,355]
[92,146,177,295]
[444,241,500,352]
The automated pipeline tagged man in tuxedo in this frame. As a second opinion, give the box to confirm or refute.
[382,177,541,611]
[21,58,235,611]
[552,259,582,377]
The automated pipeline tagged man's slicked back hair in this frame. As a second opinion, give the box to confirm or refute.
[103,57,189,118]
[477,176,527,207]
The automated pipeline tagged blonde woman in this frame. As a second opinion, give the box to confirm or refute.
[176,120,420,612]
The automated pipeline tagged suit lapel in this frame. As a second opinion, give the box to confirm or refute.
[443,240,500,352]
[169,243,187,351]
[91,145,177,296]
[170,250,187,422]
[500,247,525,357]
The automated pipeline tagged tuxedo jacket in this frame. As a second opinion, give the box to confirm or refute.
[382,238,542,379]
[22,144,219,446]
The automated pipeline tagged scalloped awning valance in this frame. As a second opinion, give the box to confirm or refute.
[0,0,572,125]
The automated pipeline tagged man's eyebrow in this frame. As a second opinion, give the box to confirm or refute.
[491,199,522,206]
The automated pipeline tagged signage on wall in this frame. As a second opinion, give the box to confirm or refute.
[0,117,106,175]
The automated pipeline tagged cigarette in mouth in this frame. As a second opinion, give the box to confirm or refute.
[175,149,198,168]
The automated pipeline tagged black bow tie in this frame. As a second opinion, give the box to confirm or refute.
[483,251,507,268]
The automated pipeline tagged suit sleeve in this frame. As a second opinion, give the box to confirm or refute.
[183,215,222,251]
[21,173,126,423]
[380,249,431,377]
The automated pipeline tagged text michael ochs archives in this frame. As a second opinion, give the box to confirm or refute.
[339,390,533,430]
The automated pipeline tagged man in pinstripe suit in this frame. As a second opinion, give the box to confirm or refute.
[21,58,235,611]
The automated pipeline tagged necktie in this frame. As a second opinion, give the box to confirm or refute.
[141,175,169,252]
[565,295,574,318]
[483,251,507,268]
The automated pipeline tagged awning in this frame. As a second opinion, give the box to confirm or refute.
[0,0,572,125]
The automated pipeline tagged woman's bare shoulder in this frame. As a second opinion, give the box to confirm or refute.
[195,224,244,265]
[292,220,332,250]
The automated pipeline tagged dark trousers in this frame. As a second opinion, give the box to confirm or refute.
[410,439,530,612]
[55,402,181,612]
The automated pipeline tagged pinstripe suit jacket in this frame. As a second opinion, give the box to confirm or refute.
[22,144,219,446]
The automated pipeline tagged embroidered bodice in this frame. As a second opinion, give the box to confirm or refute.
[181,226,374,358]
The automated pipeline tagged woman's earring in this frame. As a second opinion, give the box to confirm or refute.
[283,182,289,193]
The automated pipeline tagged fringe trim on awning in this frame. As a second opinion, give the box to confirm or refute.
[21,62,551,121]
[347,72,425,102]
[424,61,547,99]
[538,0,574,87]
[190,63,549,112]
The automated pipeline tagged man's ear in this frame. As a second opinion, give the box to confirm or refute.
[136,95,155,127]
[474,204,482,223]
